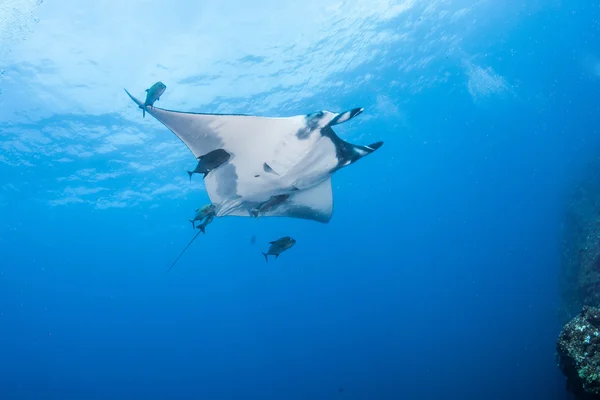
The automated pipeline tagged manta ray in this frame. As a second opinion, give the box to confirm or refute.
[124,89,383,223]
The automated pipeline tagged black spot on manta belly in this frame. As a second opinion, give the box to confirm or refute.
[295,112,323,140]
[213,162,239,199]
[286,204,329,222]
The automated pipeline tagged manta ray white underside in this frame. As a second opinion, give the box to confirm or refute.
[125,89,383,223]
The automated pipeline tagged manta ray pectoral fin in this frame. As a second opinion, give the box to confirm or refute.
[329,107,364,126]
[125,88,144,108]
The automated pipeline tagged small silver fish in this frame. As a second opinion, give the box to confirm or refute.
[262,236,296,262]
[189,204,216,229]
[186,149,231,181]
[141,81,166,118]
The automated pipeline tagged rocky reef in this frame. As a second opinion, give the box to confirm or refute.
[557,306,600,399]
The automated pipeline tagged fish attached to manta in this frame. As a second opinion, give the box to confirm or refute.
[124,87,384,225]
[186,148,231,181]
[250,193,290,218]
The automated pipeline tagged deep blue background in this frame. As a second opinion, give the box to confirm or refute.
[2,2,600,399]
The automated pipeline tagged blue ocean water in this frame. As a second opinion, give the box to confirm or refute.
[1,1,599,399]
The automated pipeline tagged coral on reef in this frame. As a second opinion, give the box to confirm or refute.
[557,306,600,399]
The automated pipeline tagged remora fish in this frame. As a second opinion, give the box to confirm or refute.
[189,204,216,229]
[262,236,296,262]
[250,194,290,218]
[141,81,166,118]
[196,212,215,234]
[186,149,231,181]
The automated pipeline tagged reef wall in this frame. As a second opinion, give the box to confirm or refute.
[560,176,600,321]
[558,163,600,399]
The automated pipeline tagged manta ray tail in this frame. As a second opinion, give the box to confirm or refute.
[197,224,206,234]
[167,230,202,272]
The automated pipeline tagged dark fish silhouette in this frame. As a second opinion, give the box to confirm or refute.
[168,205,216,272]
[196,212,215,233]
[250,194,290,218]
[250,235,256,245]
[262,236,296,262]
[186,149,231,181]
[141,82,166,118]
